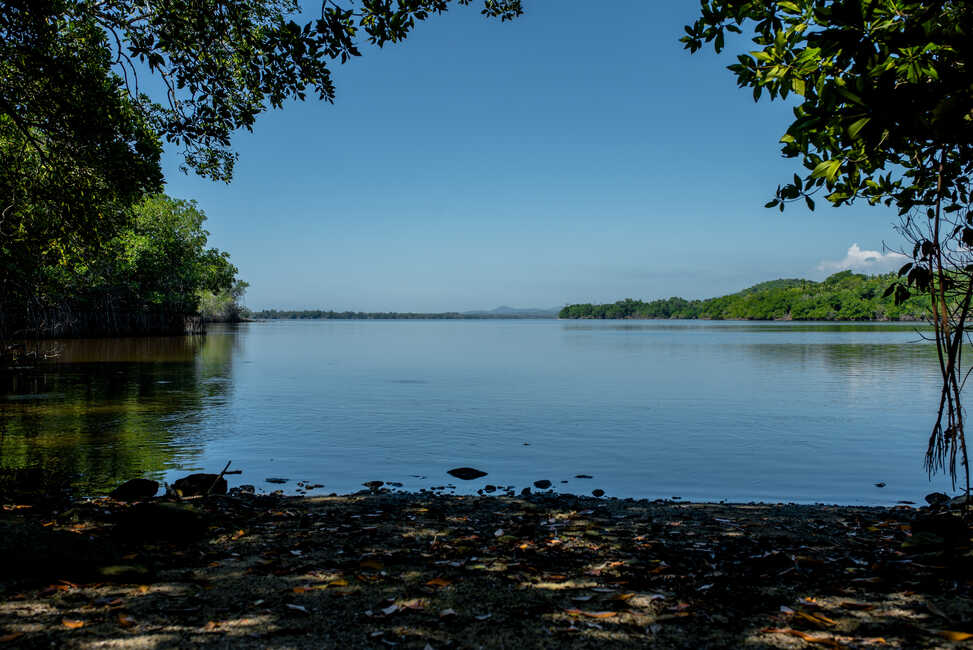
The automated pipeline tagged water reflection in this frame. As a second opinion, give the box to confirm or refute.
[0,331,240,496]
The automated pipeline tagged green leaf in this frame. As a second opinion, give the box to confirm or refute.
[848,117,870,138]
[811,159,841,181]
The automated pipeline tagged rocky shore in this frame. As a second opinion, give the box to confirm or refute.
[2,486,973,648]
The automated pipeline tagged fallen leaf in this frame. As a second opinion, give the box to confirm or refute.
[838,602,874,611]
[938,630,973,642]
[611,593,636,602]
[116,614,137,628]
[360,559,383,570]
[764,628,837,646]
[61,619,85,629]
[564,609,617,618]
[399,599,425,610]
[475,614,493,621]
[203,621,220,631]
[439,608,457,617]
[286,604,308,614]
[0,633,23,643]
[426,577,452,588]
[232,529,245,540]
[381,604,399,615]
[797,610,837,628]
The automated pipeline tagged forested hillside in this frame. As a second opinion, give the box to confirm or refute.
[559,271,928,321]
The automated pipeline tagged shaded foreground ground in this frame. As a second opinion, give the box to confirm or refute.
[2,491,973,648]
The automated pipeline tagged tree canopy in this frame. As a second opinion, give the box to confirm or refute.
[3,0,523,183]
[558,271,927,322]
[684,0,973,488]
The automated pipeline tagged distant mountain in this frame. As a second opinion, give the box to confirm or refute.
[463,306,559,317]
[248,306,559,320]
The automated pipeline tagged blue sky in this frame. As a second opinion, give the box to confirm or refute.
[162,0,906,312]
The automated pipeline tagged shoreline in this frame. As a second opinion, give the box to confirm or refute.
[2,490,971,648]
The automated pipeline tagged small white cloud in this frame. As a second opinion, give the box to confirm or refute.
[817,243,907,274]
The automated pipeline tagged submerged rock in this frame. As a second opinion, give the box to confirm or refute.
[592,489,605,497]
[109,478,159,501]
[363,481,384,490]
[447,467,487,480]
[483,485,497,493]
[533,480,552,490]
[925,492,950,506]
[171,473,227,497]
[266,477,289,484]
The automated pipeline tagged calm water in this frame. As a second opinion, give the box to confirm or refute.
[0,320,959,504]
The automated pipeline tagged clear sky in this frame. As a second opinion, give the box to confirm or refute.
[161,0,907,312]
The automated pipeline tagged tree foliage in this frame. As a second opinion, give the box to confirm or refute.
[558,271,927,321]
[3,194,240,337]
[1,0,520,337]
[3,0,523,184]
[684,0,973,489]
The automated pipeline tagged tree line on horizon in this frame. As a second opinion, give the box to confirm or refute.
[559,271,928,321]
[250,309,545,320]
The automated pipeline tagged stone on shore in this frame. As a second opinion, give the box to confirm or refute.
[171,473,227,497]
[109,478,159,501]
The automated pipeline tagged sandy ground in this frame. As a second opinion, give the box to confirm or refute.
[2,490,973,649]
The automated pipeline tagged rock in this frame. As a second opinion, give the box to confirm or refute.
[520,487,531,496]
[874,482,886,488]
[171,473,227,497]
[592,489,605,497]
[925,492,950,506]
[483,485,497,493]
[575,474,593,479]
[363,481,384,490]
[113,502,208,541]
[265,477,289,484]
[109,478,159,501]
[533,480,552,490]
[447,467,487,480]
[387,482,403,488]
[229,484,255,496]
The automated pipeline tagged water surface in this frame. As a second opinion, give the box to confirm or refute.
[0,320,957,504]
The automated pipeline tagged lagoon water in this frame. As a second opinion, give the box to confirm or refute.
[0,319,958,504]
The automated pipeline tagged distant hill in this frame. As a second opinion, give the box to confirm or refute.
[558,271,927,321]
[463,306,559,317]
